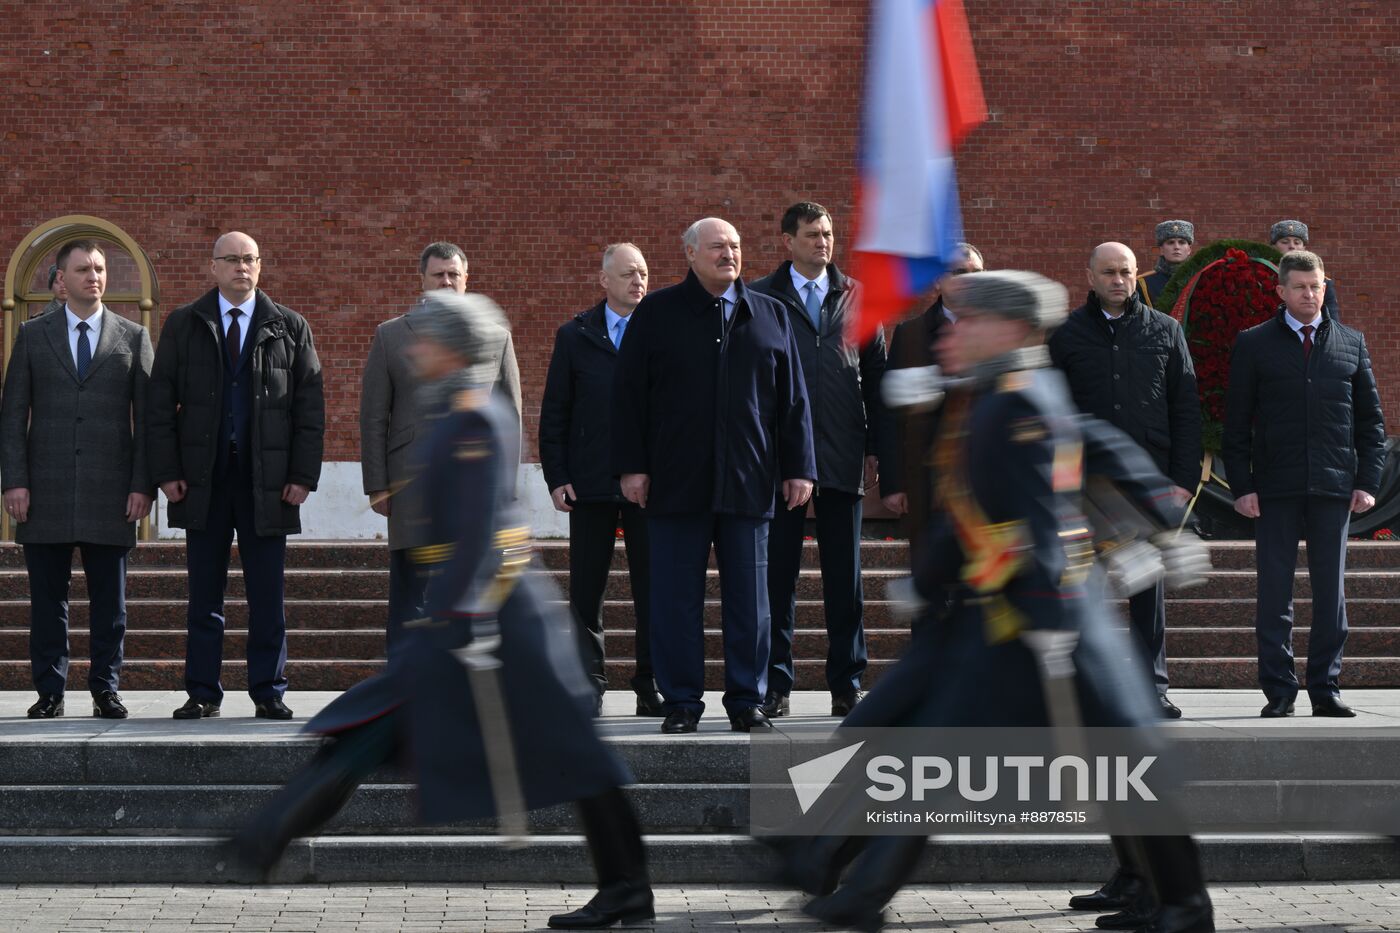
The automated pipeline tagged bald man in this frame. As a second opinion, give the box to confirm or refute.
[1048,242,1202,719]
[148,231,325,721]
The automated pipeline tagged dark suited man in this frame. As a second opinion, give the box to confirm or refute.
[1271,220,1341,320]
[148,231,325,721]
[1137,220,1193,306]
[1049,242,1203,719]
[1,240,154,719]
[614,217,816,734]
[361,242,521,654]
[748,203,885,718]
[1224,249,1385,718]
[876,242,983,526]
[539,243,664,716]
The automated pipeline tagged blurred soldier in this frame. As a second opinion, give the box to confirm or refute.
[783,271,1213,933]
[1137,220,1193,307]
[538,243,664,715]
[0,240,154,720]
[1270,219,1341,320]
[232,292,653,930]
[749,203,886,719]
[1049,242,1203,718]
[1224,249,1384,718]
[36,264,66,318]
[361,241,522,654]
[148,231,325,721]
[875,243,983,527]
[613,217,816,735]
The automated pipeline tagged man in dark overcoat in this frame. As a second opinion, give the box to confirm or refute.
[147,231,325,721]
[748,202,885,719]
[538,242,663,715]
[232,292,652,930]
[1048,241,1203,718]
[1,240,154,719]
[360,241,520,654]
[1224,249,1385,718]
[613,217,816,734]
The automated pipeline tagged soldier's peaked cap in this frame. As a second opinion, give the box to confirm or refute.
[945,270,1068,331]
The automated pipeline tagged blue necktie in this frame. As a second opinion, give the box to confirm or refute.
[75,321,91,380]
[804,281,822,331]
[614,316,627,348]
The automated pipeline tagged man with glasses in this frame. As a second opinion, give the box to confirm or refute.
[148,231,325,721]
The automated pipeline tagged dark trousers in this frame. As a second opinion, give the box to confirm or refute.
[1255,494,1351,702]
[184,452,289,703]
[766,488,867,697]
[568,500,655,696]
[386,548,429,659]
[1127,580,1169,695]
[648,512,769,716]
[25,542,129,696]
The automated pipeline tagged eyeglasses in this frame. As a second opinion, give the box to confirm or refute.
[214,254,261,267]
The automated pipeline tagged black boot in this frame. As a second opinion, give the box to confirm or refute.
[1136,836,1213,933]
[229,716,396,880]
[762,834,866,897]
[801,835,927,933]
[548,788,654,929]
[1069,837,1148,911]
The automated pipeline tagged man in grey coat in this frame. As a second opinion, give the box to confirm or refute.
[1,240,154,719]
[360,241,521,652]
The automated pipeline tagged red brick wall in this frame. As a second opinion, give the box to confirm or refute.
[2,1,1394,462]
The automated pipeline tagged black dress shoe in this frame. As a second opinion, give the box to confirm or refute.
[1096,904,1156,929]
[547,882,655,929]
[729,706,773,732]
[761,692,790,718]
[27,694,64,719]
[92,691,128,720]
[1136,897,1215,933]
[254,698,295,720]
[173,698,221,719]
[1260,697,1296,718]
[634,689,665,717]
[1068,869,1146,911]
[832,690,865,717]
[802,890,886,933]
[1312,695,1357,718]
[661,709,699,734]
[1158,694,1183,719]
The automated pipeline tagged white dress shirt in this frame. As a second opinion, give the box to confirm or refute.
[65,304,104,369]
[218,292,255,357]
[1283,310,1321,342]
[789,266,830,306]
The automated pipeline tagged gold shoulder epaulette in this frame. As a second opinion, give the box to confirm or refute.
[452,387,490,412]
[998,370,1032,393]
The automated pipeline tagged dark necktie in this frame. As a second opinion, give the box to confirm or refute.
[75,321,91,380]
[227,308,242,368]
[1301,324,1314,362]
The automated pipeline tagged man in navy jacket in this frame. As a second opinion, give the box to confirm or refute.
[1224,249,1385,719]
[613,217,816,734]
[539,243,664,716]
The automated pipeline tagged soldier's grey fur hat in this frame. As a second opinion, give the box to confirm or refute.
[47,264,59,289]
[945,270,1069,331]
[412,290,509,363]
[1270,219,1309,244]
[1156,220,1194,245]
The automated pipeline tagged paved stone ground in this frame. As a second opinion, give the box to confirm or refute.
[1,882,1397,932]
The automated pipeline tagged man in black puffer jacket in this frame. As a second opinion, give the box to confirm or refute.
[1048,241,1203,719]
[1223,250,1385,719]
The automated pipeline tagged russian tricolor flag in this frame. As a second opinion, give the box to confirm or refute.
[848,0,986,344]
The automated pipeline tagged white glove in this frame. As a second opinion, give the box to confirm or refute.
[1101,539,1165,598]
[1153,531,1211,591]
[886,576,927,622]
[881,365,946,411]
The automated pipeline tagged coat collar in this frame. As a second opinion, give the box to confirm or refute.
[193,287,288,342]
[39,305,79,382]
[681,270,754,321]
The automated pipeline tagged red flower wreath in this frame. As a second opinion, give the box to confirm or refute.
[1170,248,1280,451]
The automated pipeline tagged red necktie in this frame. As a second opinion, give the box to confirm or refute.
[1301,324,1314,362]
[227,308,242,368]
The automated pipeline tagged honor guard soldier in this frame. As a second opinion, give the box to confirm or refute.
[232,292,653,930]
[1137,220,1194,307]
[1270,219,1341,320]
[770,271,1213,933]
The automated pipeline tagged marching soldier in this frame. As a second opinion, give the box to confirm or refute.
[231,292,653,930]
[1137,220,1194,307]
[772,271,1214,933]
[1271,219,1341,320]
